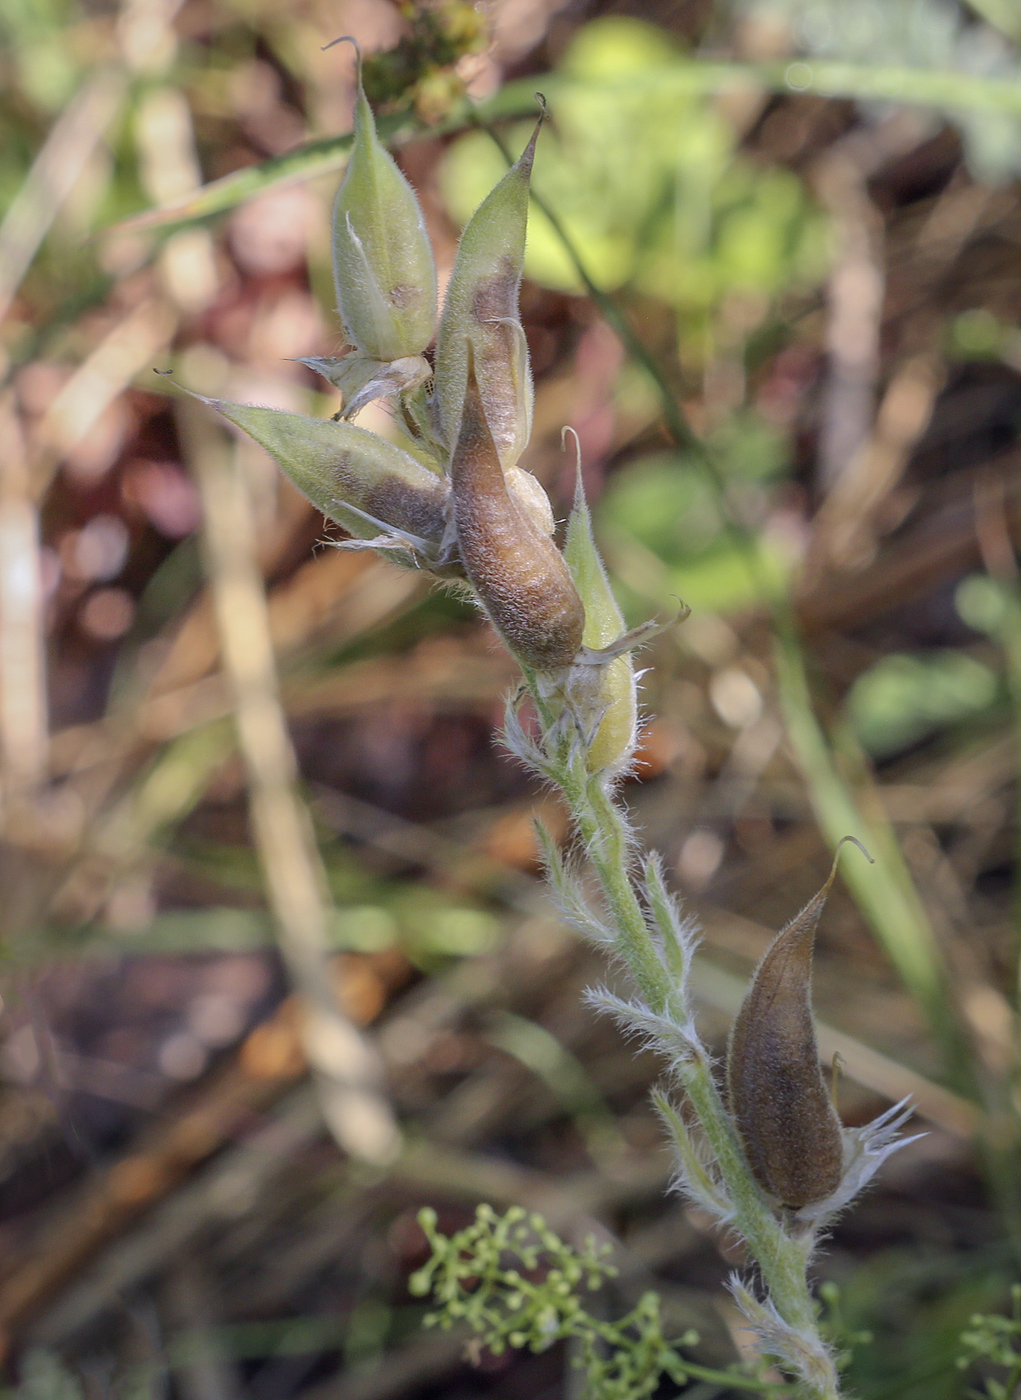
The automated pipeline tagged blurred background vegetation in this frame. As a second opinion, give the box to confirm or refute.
[2,0,1021,1395]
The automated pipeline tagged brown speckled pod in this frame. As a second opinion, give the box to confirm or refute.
[727,862,844,1209]
[451,348,584,671]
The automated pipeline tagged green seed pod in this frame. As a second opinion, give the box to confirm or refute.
[202,394,450,548]
[331,40,437,361]
[727,850,856,1209]
[563,461,638,775]
[433,114,542,467]
[451,348,584,671]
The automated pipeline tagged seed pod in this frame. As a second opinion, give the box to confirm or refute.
[727,851,856,1209]
[433,113,542,468]
[505,465,555,536]
[563,458,638,775]
[331,40,437,362]
[451,348,584,671]
[203,395,450,548]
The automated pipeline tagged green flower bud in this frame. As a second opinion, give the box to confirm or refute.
[331,40,437,361]
[451,348,584,671]
[563,466,638,775]
[191,391,450,554]
[434,114,542,468]
[727,852,855,1209]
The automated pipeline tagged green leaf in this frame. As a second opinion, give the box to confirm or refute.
[115,60,1021,238]
[847,650,1000,758]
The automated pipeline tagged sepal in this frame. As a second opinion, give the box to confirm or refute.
[792,1097,923,1227]
[298,353,432,421]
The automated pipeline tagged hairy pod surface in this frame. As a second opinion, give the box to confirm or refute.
[331,45,437,361]
[434,117,541,468]
[504,464,555,536]
[727,866,844,1209]
[451,353,584,670]
[207,397,450,547]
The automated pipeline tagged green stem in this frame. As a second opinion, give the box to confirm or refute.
[677,1059,841,1400]
[543,727,841,1399]
[570,767,673,1015]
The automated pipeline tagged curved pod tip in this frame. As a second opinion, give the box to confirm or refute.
[726,837,872,1209]
[433,113,545,467]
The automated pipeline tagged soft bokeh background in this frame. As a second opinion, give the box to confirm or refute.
[2,0,1021,1395]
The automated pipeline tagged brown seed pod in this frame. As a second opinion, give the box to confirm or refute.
[450,347,584,671]
[727,838,870,1209]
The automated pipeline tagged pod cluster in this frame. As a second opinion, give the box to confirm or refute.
[182,46,911,1229]
[189,41,639,775]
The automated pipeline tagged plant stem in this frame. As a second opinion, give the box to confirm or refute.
[526,680,841,1399]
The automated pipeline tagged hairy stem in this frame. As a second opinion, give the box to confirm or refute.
[525,678,841,1399]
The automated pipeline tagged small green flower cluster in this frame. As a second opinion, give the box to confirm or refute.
[958,1284,1021,1400]
[409,1204,759,1400]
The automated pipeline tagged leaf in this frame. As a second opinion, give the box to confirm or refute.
[111,62,1021,237]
